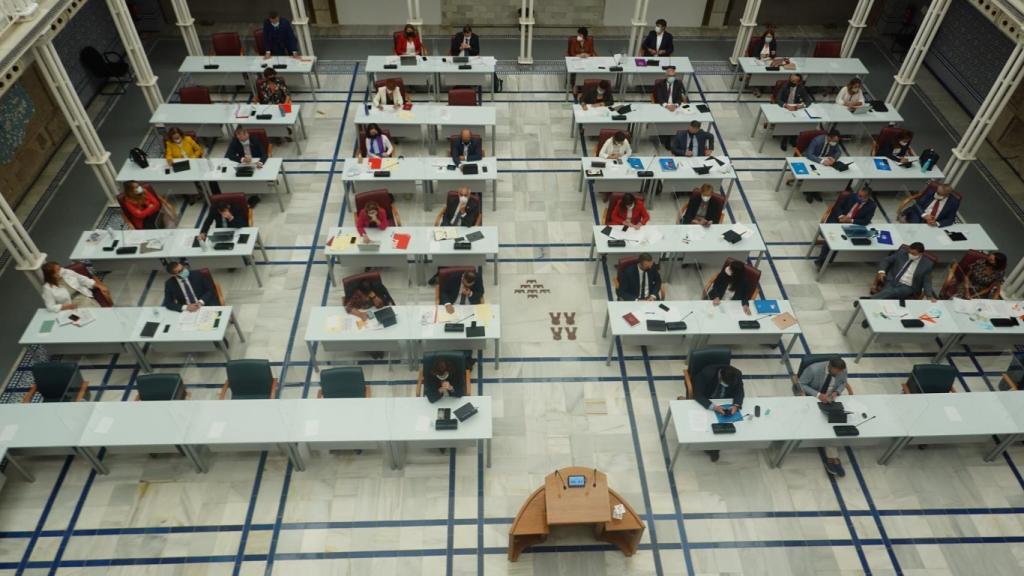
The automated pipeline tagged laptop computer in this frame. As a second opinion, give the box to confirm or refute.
[841,224,872,238]
[171,160,191,173]
[210,231,235,243]
[357,242,381,252]
[400,55,417,66]
[851,106,871,115]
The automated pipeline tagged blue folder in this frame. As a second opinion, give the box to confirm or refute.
[791,162,809,175]
[877,230,893,245]
[716,404,743,423]
[659,158,677,171]
[627,157,644,170]
[755,300,780,314]
[874,158,891,171]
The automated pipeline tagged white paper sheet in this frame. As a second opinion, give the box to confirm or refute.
[0,424,17,442]
[304,420,320,437]
[688,410,711,432]
[94,417,114,434]
[208,421,226,438]
[943,406,962,422]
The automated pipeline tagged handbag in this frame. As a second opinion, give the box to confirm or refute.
[157,195,179,229]
[129,147,149,168]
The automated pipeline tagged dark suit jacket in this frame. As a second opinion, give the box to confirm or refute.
[827,195,876,226]
[670,130,714,156]
[775,83,813,108]
[225,137,268,164]
[877,140,912,162]
[439,272,484,305]
[751,37,778,58]
[693,364,745,410]
[162,274,217,312]
[707,269,752,305]
[201,204,247,235]
[440,197,480,227]
[878,249,937,297]
[653,79,685,105]
[580,85,614,107]
[263,18,299,55]
[680,194,723,225]
[424,370,467,403]
[805,134,842,163]
[449,33,480,56]
[617,263,662,301]
[906,191,959,228]
[450,138,482,164]
[641,30,674,55]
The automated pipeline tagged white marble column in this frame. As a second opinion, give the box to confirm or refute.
[626,0,649,57]
[730,0,761,65]
[0,193,46,288]
[289,0,316,57]
[518,0,535,64]
[840,0,875,58]
[105,0,162,113]
[168,0,202,56]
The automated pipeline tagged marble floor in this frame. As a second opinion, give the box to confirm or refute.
[1,47,1024,576]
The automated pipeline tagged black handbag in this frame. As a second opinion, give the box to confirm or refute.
[129,147,149,168]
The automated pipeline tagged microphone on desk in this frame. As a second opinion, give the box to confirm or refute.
[855,415,877,428]
[680,310,695,322]
[752,314,773,321]
[593,468,598,487]
[554,469,567,490]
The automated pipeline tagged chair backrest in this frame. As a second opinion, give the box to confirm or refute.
[768,79,787,104]
[209,193,251,226]
[812,40,842,58]
[795,129,826,154]
[909,364,956,393]
[63,262,113,307]
[449,33,459,56]
[687,347,732,379]
[193,268,222,305]
[746,37,760,57]
[720,257,762,300]
[358,128,393,156]
[136,373,185,401]
[354,189,395,221]
[447,87,478,106]
[253,29,265,54]
[30,362,81,402]
[421,351,466,379]
[373,78,409,101]
[438,266,475,290]
[320,367,366,398]
[179,86,212,104]
[445,190,483,225]
[595,129,631,156]
[447,133,484,153]
[577,78,600,97]
[705,192,727,223]
[616,255,640,275]
[797,354,840,378]
[225,359,275,399]
[874,126,905,155]
[341,271,383,301]
[823,190,852,223]
[246,128,272,157]
[212,32,243,56]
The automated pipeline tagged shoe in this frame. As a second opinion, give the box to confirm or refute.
[812,192,823,202]
[805,194,814,204]
[861,319,869,329]
[427,274,438,286]
[708,450,720,463]
[825,458,845,477]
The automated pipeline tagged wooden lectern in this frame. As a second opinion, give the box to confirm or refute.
[507,466,645,561]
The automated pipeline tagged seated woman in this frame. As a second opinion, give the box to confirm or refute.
[953,251,1007,299]
[395,24,426,56]
[121,181,162,229]
[355,200,390,240]
[256,68,291,104]
[373,78,404,110]
[41,262,105,313]
[607,194,650,229]
[345,279,395,359]
[835,77,865,110]
[424,357,465,403]
[164,127,207,199]
[706,260,752,315]
[599,131,632,160]
[878,129,914,165]
[679,184,721,226]
[361,123,394,159]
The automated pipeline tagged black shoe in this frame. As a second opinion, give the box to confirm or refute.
[427,273,438,286]
[805,194,814,204]
[780,139,788,151]
[707,450,720,462]
[861,319,869,329]
[812,192,823,202]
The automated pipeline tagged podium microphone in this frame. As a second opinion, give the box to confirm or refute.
[592,468,598,487]
[855,415,877,427]
[554,469,567,490]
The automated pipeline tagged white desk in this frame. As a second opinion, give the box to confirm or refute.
[564,56,696,96]
[149,103,307,153]
[986,391,1024,461]
[184,400,299,472]
[419,304,502,369]
[0,403,106,475]
[572,103,715,154]
[354,103,496,155]
[325,226,499,285]
[842,300,961,363]
[365,55,497,101]
[751,103,904,152]
[579,155,737,209]
[736,57,868,99]
[71,227,267,287]
[179,55,320,98]
[388,396,492,469]
[775,156,945,209]
[604,300,801,365]
[944,300,1024,361]
[339,156,498,211]
[590,223,766,284]
[78,401,200,469]
[116,158,292,210]
[812,223,998,279]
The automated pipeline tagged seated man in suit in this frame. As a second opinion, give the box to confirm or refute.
[424,357,466,403]
[617,253,663,301]
[868,241,937,305]
[440,269,484,312]
[641,18,674,56]
[815,186,877,266]
[794,357,850,477]
[670,121,714,157]
[580,79,614,109]
[776,74,813,150]
[435,187,480,228]
[798,129,842,202]
[450,129,482,165]
[654,66,687,110]
[450,25,480,57]
[225,127,267,167]
[901,183,959,228]
[707,260,752,315]
[693,364,745,462]
[878,129,914,165]
[199,201,247,241]
[679,184,722,226]
[162,262,216,312]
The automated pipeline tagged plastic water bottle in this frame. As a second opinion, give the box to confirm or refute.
[921,156,934,173]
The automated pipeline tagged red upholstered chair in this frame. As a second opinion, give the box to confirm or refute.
[374,78,409,102]
[447,87,478,106]
[437,190,482,225]
[703,257,761,301]
[574,78,601,100]
[595,129,632,156]
[812,41,842,58]
[253,29,265,55]
[179,86,212,104]
[64,263,113,307]
[746,37,761,57]
[821,190,853,225]
[940,250,1002,300]
[602,192,632,225]
[447,133,485,158]
[354,189,402,225]
[871,126,912,156]
[341,271,395,306]
[680,191,727,225]
[434,266,478,304]
[358,128,394,157]
[212,32,244,56]
[793,129,826,158]
[208,192,253,227]
[194,268,225,306]
[246,128,272,157]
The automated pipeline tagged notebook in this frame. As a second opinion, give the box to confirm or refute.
[791,162,809,176]
[392,233,411,249]
[754,300,780,314]
[876,230,893,245]
[715,405,743,423]
[659,158,677,171]
[626,157,644,170]
[873,158,891,171]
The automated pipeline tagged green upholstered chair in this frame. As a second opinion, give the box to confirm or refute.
[683,347,731,400]
[903,364,957,394]
[219,359,278,400]
[318,367,369,398]
[135,373,188,401]
[415,351,472,397]
[23,362,90,403]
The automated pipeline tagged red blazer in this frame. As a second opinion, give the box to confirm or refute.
[394,33,424,56]
[607,197,650,226]
[567,36,596,57]
[355,207,391,236]
[123,186,160,229]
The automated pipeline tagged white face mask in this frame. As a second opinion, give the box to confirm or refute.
[764,35,773,42]
[666,76,675,83]
[436,372,449,381]
[577,35,584,42]
[135,185,144,195]
[271,21,280,28]
[701,195,712,202]
[458,195,469,206]
[655,26,663,34]
[909,253,921,261]
[597,88,604,95]
[899,141,909,147]
[724,267,733,277]
[239,138,249,146]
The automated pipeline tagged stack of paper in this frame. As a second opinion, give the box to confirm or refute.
[326,234,356,254]
[474,304,493,326]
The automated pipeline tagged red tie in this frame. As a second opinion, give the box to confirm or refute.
[849,202,861,218]
[929,198,941,218]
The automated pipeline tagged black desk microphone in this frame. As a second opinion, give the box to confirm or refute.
[554,469,567,490]
[592,468,597,487]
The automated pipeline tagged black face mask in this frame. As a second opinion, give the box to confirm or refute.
[405,30,415,37]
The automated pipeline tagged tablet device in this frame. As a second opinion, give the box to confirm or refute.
[567,475,586,488]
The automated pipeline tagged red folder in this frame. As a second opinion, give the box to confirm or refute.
[368,157,382,170]
[392,233,411,250]
[622,312,640,327]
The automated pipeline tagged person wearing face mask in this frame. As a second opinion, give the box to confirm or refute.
[816,186,877,266]
[225,127,267,168]
[121,180,161,229]
[679,184,722,226]
[654,66,687,110]
[450,25,480,57]
[749,25,778,96]
[693,365,745,462]
[607,193,650,229]
[440,269,484,312]
[775,75,813,150]
[395,24,426,56]
[262,11,300,59]
[951,251,1007,299]
[616,253,664,301]
[900,183,960,228]
[877,129,914,165]
[641,19,674,57]
[707,260,753,315]
[795,129,842,202]
[424,358,466,403]
[355,200,390,241]
[40,261,105,313]
[868,242,937,304]
[372,79,404,110]
[435,187,480,228]
[162,262,216,313]
[450,128,482,165]
[670,121,714,157]
[580,79,614,109]
[361,123,395,159]
[164,127,204,165]
[835,77,865,110]
[567,27,596,57]
[598,131,632,159]
[199,201,248,241]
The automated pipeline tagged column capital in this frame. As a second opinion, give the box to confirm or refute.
[84,152,112,165]
[949,147,976,162]
[14,253,48,273]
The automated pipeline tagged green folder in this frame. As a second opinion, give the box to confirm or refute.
[39,320,56,334]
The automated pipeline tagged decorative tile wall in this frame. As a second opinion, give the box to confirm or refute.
[53,0,125,106]
[441,0,605,27]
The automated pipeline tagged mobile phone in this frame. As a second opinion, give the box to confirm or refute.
[68,314,81,322]
[349,236,356,244]
[899,298,906,308]
[621,225,629,232]
[658,304,669,311]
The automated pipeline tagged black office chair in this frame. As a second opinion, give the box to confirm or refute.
[135,373,188,401]
[318,367,370,398]
[682,347,731,400]
[23,362,90,403]
[903,364,957,394]
[791,354,855,396]
[220,359,278,399]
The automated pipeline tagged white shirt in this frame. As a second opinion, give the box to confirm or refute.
[598,138,632,159]
[404,40,417,55]
[372,86,404,108]
[42,268,95,313]
[880,256,921,288]
[695,199,710,220]
[835,86,865,107]
[655,33,664,51]
[760,42,771,59]
[241,140,252,158]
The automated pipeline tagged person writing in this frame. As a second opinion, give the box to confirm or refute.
[450,25,479,57]
[707,260,752,315]
[225,127,267,167]
[199,201,247,241]
[799,130,842,202]
[900,183,959,227]
[450,129,482,164]
[262,11,300,59]
[372,79,404,110]
[256,68,291,105]
[424,358,466,403]
[794,357,850,477]
[868,242,937,302]
[598,131,632,159]
[435,187,480,228]
[641,19,674,56]
[395,24,426,56]
[616,253,663,301]
[345,279,393,321]
[162,262,216,312]
[568,27,596,57]
[121,181,161,229]
[679,184,721,226]
[41,262,104,312]
[693,365,745,462]
[815,187,877,267]
[607,194,650,228]
[670,121,714,157]
[835,77,865,110]
[878,129,914,165]
[355,200,390,241]
[361,123,394,159]
[776,74,813,149]
[440,269,484,313]
[654,66,687,110]
[579,79,614,109]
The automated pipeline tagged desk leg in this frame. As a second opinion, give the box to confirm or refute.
[284,443,306,471]
[774,165,787,192]
[494,339,500,370]
[816,249,835,280]
[74,447,108,475]
[592,255,603,285]
[491,179,497,211]
[580,174,588,210]
[750,108,762,138]
[660,406,673,438]
[984,433,1020,462]
[246,256,264,287]
[854,332,876,363]
[754,250,763,268]
[725,179,735,201]
[759,126,773,153]
[181,444,208,473]
[479,438,493,468]
[573,126,581,153]
[328,256,337,287]
[784,179,801,210]
[215,340,232,363]
[308,341,319,372]
[347,181,355,213]
[785,334,799,362]
[391,441,405,470]
[602,309,610,338]
[933,334,960,363]
[606,336,616,366]
[669,443,682,471]
[230,311,246,343]
[771,440,798,468]
[806,230,822,257]
[878,437,910,465]
[841,304,862,336]
[3,452,34,482]
[281,169,293,196]
[256,232,270,262]
[128,343,152,373]
[295,116,306,156]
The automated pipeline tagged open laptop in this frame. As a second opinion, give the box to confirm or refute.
[357,241,381,252]
[851,105,871,115]
[400,55,417,66]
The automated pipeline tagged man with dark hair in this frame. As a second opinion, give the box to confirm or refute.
[654,66,686,109]
[870,241,936,301]
[794,356,850,476]
[776,74,813,150]
[200,201,247,241]
[440,269,484,311]
[450,25,480,57]
[616,253,663,301]
[670,121,714,157]
[799,129,842,202]
[424,358,466,403]
[580,79,614,108]
[693,364,745,462]
[641,18,674,56]
[162,262,216,312]
[262,10,300,58]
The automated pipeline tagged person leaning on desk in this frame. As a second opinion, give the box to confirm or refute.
[599,131,632,159]
[707,260,752,315]
[262,10,300,59]
[373,79,404,110]
[355,201,390,241]
[579,80,614,109]
[225,127,267,168]
[640,18,674,56]
[878,129,914,166]
[795,129,842,203]
[616,252,664,301]
[835,77,865,110]
[679,184,721,226]
[794,357,850,477]
[693,364,745,462]
[199,201,247,241]
[451,128,482,165]
[163,262,216,313]
[424,357,466,403]
[607,193,650,228]
[440,269,484,313]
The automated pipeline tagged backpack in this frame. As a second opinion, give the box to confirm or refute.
[129,147,149,168]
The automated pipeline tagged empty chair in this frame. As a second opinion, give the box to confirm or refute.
[447,87,478,106]
[212,32,244,56]
[253,29,265,55]
[682,347,732,399]
[812,41,842,58]
[902,364,957,394]
[219,359,278,399]
[23,362,90,403]
[135,373,188,401]
[318,367,370,398]
[179,86,212,104]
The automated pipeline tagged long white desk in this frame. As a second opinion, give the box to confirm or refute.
[149,103,307,153]
[842,300,961,362]
[354,103,496,155]
[339,156,498,211]
[71,227,267,287]
[775,156,945,209]
[590,223,767,284]
[179,55,320,99]
[325,225,499,285]
[736,57,868,99]
[604,300,801,365]
[751,103,904,152]
[564,56,696,96]
[572,103,715,154]
[943,300,1024,362]
[579,155,737,209]
[116,158,292,210]
[811,223,998,279]
[365,55,497,101]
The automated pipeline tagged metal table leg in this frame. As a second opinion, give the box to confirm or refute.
[669,443,682,471]
[774,164,787,192]
[246,256,264,287]
[180,444,208,473]
[816,249,836,280]
[606,336,616,366]
[230,311,246,343]
[215,340,232,363]
[854,332,877,363]
[256,232,270,262]
[492,253,498,285]
[771,439,799,468]
[659,406,674,438]
[984,433,1020,462]
[284,442,306,471]
[592,255,603,285]
[328,256,337,287]
[493,339,500,370]
[74,447,109,475]
[308,341,319,372]
[842,304,862,336]
[492,179,497,211]
[280,169,293,195]
[878,436,911,465]
[3,452,34,482]
[602,309,610,338]
[784,179,802,210]
[127,342,152,373]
